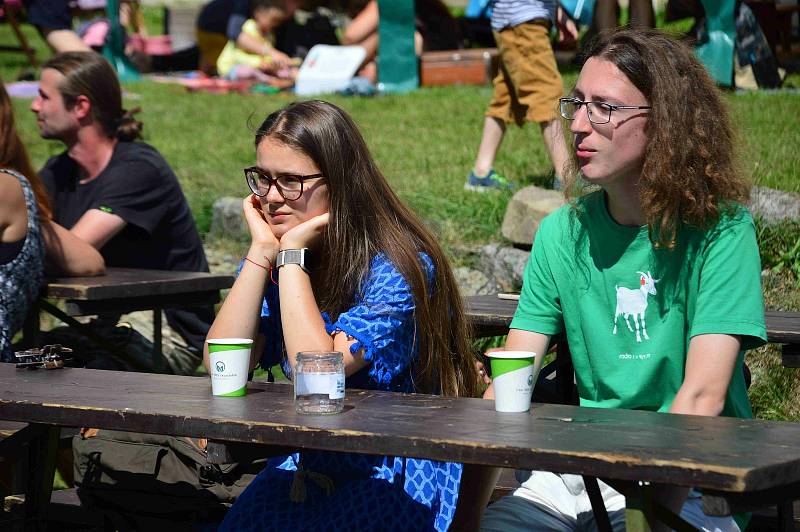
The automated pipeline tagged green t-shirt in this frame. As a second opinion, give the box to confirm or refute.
[511,191,767,418]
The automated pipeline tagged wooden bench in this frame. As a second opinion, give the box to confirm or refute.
[465,295,800,369]
[23,267,233,367]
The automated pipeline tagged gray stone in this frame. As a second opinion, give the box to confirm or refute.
[209,196,247,240]
[204,246,241,276]
[749,186,800,225]
[454,266,499,296]
[478,243,530,292]
[501,186,564,245]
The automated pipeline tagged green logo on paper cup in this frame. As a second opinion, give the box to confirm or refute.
[528,374,534,386]
[216,361,225,373]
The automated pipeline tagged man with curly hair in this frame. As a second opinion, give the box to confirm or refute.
[482,29,765,532]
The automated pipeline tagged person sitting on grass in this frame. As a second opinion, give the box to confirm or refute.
[480,29,766,532]
[215,0,296,84]
[341,0,462,83]
[22,0,91,53]
[0,79,104,363]
[206,100,487,531]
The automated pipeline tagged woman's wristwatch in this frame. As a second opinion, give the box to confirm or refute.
[276,248,310,273]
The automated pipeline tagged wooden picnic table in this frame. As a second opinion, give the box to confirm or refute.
[465,294,800,368]
[1,365,800,530]
[24,268,234,363]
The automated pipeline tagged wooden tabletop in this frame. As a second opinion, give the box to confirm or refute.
[1,365,800,496]
[465,295,800,345]
[44,268,234,300]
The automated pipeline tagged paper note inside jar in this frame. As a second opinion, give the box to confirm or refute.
[295,372,345,399]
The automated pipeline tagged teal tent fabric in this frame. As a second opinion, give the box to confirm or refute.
[695,0,735,86]
[103,0,140,81]
[377,0,418,93]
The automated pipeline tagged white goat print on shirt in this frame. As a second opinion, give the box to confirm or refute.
[612,271,660,342]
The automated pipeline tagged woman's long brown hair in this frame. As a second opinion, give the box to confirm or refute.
[564,29,750,248]
[0,80,52,219]
[255,101,479,398]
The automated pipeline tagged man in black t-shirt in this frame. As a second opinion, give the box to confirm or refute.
[31,51,213,375]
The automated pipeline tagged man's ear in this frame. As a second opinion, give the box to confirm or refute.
[71,94,92,121]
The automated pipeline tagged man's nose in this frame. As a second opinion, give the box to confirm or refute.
[570,105,592,134]
[30,97,40,113]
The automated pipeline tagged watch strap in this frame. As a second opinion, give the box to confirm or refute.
[276,248,309,272]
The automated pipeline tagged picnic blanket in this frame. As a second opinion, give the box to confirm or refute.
[147,72,291,94]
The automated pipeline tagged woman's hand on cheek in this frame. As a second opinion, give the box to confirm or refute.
[281,212,329,250]
[243,195,280,260]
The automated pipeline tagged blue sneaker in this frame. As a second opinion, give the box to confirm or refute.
[464,169,513,192]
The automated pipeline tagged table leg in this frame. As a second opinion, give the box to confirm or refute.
[153,308,162,359]
[777,501,795,532]
[584,476,613,532]
[23,424,60,531]
[626,482,699,532]
[21,301,41,349]
[625,483,654,532]
[782,344,800,368]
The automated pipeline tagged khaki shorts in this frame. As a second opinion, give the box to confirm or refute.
[486,20,563,126]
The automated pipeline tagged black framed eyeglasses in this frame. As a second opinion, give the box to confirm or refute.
[559,97,651,125]
[244,167,325,200]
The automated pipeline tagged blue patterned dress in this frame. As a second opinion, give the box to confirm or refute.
[219,254,462,532]
[0,169,44,362]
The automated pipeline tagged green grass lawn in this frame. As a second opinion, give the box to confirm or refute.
[3,16,800,420]
[10,78,800,249]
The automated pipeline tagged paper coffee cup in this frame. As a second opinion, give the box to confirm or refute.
[207,338,253,397]
[487,351,542,412]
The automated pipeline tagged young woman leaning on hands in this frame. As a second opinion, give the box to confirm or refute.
[206,100,486,531]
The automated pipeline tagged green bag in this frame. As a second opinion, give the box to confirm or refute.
[73,429,262,530]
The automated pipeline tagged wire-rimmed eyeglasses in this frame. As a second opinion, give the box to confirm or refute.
[559,97,651,125]
[244,167,325,200]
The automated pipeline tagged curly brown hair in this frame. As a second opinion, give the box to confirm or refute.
[565,29,750,248]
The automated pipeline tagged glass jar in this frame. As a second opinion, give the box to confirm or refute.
[294,351,345,414]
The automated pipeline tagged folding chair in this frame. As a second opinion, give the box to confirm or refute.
[0,0,38,67]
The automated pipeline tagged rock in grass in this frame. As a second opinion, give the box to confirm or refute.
[478,243,530,292]
[750,186,800,224]
[501,186,564,246]
[454,267,499,296]
[210,197,247,240]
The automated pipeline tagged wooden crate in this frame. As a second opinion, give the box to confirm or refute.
[420,48,498,87]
